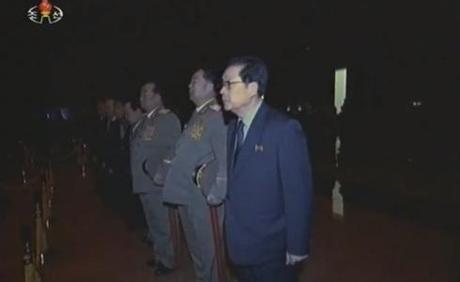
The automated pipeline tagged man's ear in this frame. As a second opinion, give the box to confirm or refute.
[248,82,259,97]
[207,82,215,93]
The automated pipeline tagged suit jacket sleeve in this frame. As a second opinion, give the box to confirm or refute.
[278,119,314,256]
[154,148,176,186]
[144,113,181,183]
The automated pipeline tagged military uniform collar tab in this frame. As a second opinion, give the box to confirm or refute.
[196,98,218,113]
[146,108,157,118]
[146,106,164,118]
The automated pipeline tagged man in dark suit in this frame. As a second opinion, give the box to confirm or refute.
[220,56,313,282]
[91,98,107,162]
[104,98,124,173]
[101,97,125,209]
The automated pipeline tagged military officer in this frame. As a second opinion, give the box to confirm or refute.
[130,81,181,275]
[161,68,227,282]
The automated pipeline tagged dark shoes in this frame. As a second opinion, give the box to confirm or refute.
[146,258,156,267]
[154,262,174,276]
[146,259,174,276]
[141,232,152,245]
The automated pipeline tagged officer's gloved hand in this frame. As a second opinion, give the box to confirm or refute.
[153,172,164,187]
[206,194,223,206]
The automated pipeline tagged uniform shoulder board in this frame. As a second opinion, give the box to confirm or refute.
[159,109,171,114]
[209,104,221,111]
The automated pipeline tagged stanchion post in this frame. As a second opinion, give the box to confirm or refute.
[79,142,88,178]
[41,182,50,230]
[34,203,47,267]
[22,168,27,185]
[47,161,55,189]
[24,240,42,282]
[209,206,227,282]
[34,203,43,266]
[332,68,347,219]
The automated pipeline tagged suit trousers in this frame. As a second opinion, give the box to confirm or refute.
[235,260,299,282]
[179,190,224,282]
[139,191,174,268]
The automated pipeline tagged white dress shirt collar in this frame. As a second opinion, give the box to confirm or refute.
[239,100,263,139]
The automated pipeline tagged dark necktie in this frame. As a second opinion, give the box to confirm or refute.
[233,120,245,165]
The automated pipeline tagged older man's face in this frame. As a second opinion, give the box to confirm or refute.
[139,83,159,112]
[124,102,141,125]
[189,69,212,104]
[220,65,254,113]
[114,101,124,119]
[97,101,106,117]
[105,99,115,118]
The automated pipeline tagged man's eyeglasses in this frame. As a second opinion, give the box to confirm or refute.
[221,80,246,89]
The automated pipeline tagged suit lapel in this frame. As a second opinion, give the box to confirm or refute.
[233,102,269,175]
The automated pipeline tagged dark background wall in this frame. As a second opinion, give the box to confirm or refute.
[2,0,460,213]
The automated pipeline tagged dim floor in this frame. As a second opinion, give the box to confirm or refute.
[1,161,459,282]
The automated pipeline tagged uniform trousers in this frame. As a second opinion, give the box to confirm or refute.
[139,190,174,268]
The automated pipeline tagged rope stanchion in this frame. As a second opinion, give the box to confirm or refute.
[15,137,136,280]
[41,181,50,230]
[9,142,67,282]
[77,142,88,178]
[34,202,47,267]
[46,162,55,189]
[21,168,28,185]
[19,142,35,186]
[1,144,43,189]
[80,163,87,178]
[24,241,42,282]
[209,206,227,282]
